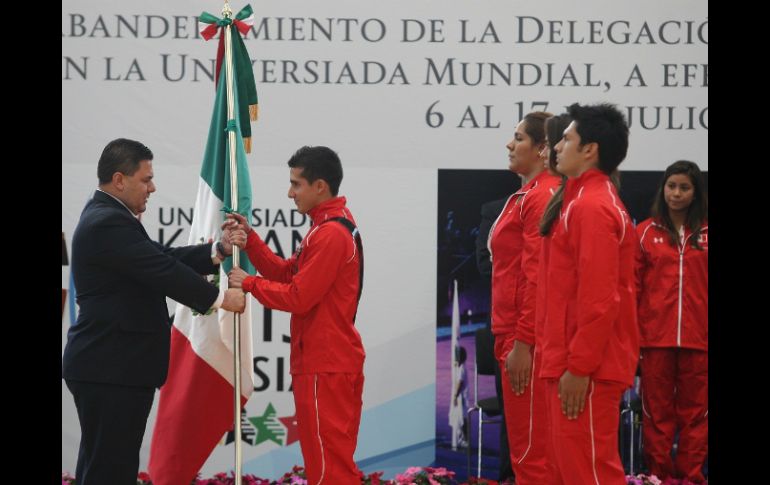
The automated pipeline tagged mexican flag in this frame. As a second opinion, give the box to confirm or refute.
[148,12,257,484]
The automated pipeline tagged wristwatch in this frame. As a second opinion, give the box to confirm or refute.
[216,241,227,259]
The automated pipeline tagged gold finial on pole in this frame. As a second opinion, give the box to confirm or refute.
[222,0,232,19]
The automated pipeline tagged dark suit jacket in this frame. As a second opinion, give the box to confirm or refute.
[62,190,220,388]
[475,197,507,279]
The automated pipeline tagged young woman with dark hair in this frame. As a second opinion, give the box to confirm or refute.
[636,160,708,485]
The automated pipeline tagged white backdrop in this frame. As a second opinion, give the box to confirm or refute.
[62,0,707,478]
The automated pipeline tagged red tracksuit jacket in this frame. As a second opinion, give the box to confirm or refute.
[636,219,708,350]
[240,196,365,375]
[488,171,561,342]
[539,169,639,385]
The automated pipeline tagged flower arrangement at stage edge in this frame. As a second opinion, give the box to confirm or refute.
[62,470,273,485]
[627,477,708,485]
[360,470,386,485]
[194,471,272,485]
[393,466,457,485]
[274,466,307,485]
[626,474,662,485]
[62,466,526,485]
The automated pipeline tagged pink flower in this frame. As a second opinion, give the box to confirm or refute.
[395,472,413,484]
[364,471,384,485]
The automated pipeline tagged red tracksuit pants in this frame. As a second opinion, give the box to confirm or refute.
[292,373,364,485]
[640,348,708,483]
[494,334,547,484]
[546,379,627,485]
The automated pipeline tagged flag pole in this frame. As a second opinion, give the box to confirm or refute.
[221,1,244,484]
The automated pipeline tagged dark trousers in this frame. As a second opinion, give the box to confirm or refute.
[492,335,514,481]
[66,379,155,485]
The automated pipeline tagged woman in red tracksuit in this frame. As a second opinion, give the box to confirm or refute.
[533,112,572,484]
[636,160,708,485]
[488,111,561,484]
[539,103,639,485]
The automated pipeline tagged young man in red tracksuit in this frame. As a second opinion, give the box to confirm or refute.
[539,103,639,484]
[227,146,365,485]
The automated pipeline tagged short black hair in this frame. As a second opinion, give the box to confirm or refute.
[287,146,343,196]
[97,138,154,185]
[566,103,629,174]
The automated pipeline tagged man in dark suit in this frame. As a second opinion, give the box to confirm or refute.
[62,138,246,485]
[476,197,515,483]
